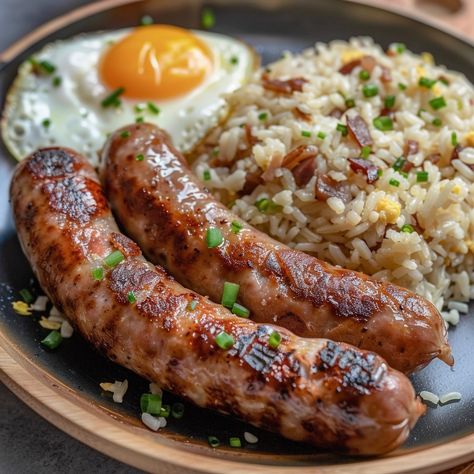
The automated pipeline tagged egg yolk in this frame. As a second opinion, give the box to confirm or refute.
[100,25,213,100]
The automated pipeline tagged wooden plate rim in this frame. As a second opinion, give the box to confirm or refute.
[0,0,473,472]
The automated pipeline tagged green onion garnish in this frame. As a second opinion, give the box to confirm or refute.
[230,56,239,65]
[203,169,211,181]
[373,116,393,131]
[432,118,442,127]
[429,96,447,110]
[230,220,243,234]
[389,178,400,187]
[186,300,197,311]
[135,116,144,123]
[258,112,268,121]
[140,393,162,415]
[268,330,281,349]
[52,76,62,87]
[384,95,396,108]
[401,224,415,233]
[301,130,311,138]
[160,404,171,418]
[104,250,124,267]
[398,83,407,91]
[41,330,62,350]
[140,15,153,25]
[206,227,223,248]
[37,60,56,74]
[392,157,405,171]
[19,288,34,304]
[201,7,216,29]
[120,130,131,138]
[400,171,408,179]
[229,437,241,448]
[91,267,104,281]
[317,131,327,139]
[136,154,145,161]
[377,169,383,177]
[212,148,219,156]
[147,102,160,114]
[419,77,437,88]
[42,119,51,128]
[221,282,239,308]
[361,146,371,159]
[134,103,145,113]
[215,331,234,350]
[127,291,136,304]
[336,123,348,136]
[451,132,458,146]
[231,303,250,318]
[417,171,429,182]
[393,42,406,54]
[255,198,270,212]
[208,436,220,448]
[171,402,185,419]
[359,69,370,81]
[345,98,355,109]
[362,84,379,98]
[101,87,125,108]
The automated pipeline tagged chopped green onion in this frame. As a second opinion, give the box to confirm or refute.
[429,96,447,110]
[389,178,400,187]
[147,102,160,114]
[359,69,370,81]
[208,436,220,448]
[392,42,406,54]
[230,56,239,65]
[255,198,270,211]
[42,119,51,128]
[201,7,216,29]
[19,288,34,304]
[384,95,396,108]
[258,112,268,121]
[362,84,379,98]
[171,402,185,419]
[212,148,219,156]
[104,250,125,268]
[136,154,145,161]
[392,157,405,171]
[301,130,311,138]
[91,267,104,281]
[101,87,125,108]
[134,103,146,113]
[377,168,383,177]
[215,331,234,350]
[451,132,458,146]
[203,169,211,181]
[398,83,407,91]
[230,220,243,234]
[439,77,450,86]
[41,330,62,350]
[52,76,62,87]
[419,77,437,88]
[231,303,250,318]
[361,146,371,159]
[336,123,348,136]
[135,116,144,123]
[400,171,408,179]
[140,393,162,415]
[127,291,136,304]
[345,98,355,109]
[401,224,415,233]
[432,117,442,127]
[37,60,56,74]
[417,171,429,182]
[160,404,171,418]
[221,282,239,308]
[140,15,153,25]
[205,227,223,248]
[373,116,393,131]
[186,300,197,311]
[268,330,281,349]
[317,131,327,139]
[120,130,130,138]
[229,437,241,448]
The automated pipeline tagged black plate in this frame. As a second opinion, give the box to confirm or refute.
[0,0,473,467]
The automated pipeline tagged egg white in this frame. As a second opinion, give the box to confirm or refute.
[2,28,256,165]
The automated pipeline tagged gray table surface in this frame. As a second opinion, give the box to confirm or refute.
[0,1,141,472]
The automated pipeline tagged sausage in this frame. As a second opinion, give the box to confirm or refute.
[101,123,452,374]
[10,147,425,455]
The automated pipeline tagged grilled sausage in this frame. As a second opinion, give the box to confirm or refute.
[11,147,425,455]
[101,123,452,374]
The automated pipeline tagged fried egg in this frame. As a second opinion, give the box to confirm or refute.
[2,25,256,164]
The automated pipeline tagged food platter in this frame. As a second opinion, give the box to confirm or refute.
[0,0,473,473]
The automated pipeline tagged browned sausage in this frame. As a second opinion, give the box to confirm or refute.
[101,123,452,374]
[11,147,425,455]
